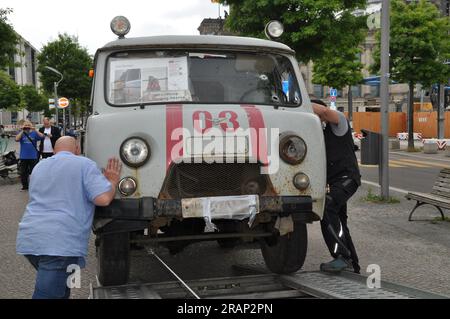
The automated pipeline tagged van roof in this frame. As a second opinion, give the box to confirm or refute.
[99,35,295,55]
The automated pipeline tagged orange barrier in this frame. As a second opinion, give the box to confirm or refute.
[348,112,406,137]
[347,111,449,138]
[414,112,437,138]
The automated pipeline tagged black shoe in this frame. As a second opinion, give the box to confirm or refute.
[21,186,28,191]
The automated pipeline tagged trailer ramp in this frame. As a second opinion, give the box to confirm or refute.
[91,267,448,299]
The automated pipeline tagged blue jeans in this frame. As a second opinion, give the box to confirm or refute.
[25,255,80,299]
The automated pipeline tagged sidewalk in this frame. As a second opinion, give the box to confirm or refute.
[330,183,450,296]
[355,137,450,160]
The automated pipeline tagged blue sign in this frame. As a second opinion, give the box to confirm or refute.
[330,88,338,97]
[282,80,289,95]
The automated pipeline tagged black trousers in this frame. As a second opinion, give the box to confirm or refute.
[20,159,39,189]
[41,152,54,159]
[321,177,360,273]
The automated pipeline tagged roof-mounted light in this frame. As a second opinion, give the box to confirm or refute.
[265,20,284,40]
[110,16,131,39]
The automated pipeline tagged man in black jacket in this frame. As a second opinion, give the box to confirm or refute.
[311,99,361,274]
[39,117,61,159]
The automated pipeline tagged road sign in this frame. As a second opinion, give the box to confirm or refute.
[367,11,381,30]
[58,97,70,109]
[48,98,55,109]
[330,88,338,97]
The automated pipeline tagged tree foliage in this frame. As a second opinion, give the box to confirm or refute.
[37,34,93,102]
[371,0,450,87]
[0,71,20,109]
[223,0,367,63]
[20,85,48,113]
[371,0,450,150]
[0,8,19,69]
[312,38,364,88]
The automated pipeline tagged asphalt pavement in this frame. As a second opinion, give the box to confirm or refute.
[355,140,450,194]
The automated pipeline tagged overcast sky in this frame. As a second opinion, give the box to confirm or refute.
[3,0,228,55]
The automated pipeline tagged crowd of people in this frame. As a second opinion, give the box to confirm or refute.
[14,118,61,190]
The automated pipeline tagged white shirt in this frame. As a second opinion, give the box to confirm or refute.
[43,127,53,153]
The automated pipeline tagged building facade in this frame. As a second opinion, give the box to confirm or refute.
[0,35,41,126]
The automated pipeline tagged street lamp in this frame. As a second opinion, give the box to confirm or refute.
[44,66,64,135]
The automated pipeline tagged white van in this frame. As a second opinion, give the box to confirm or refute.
[85,17,326,286]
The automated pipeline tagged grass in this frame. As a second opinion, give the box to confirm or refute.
[430,216,450,224]
[362,188,400,204]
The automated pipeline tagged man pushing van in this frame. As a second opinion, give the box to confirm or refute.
[16,136,122,299]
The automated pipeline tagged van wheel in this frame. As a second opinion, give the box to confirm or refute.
[97,232,130,286]
[260,223,307,274]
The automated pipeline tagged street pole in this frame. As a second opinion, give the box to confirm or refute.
[439,83,445,139]
[53,82,58,127]
[63,108,66,135]
[348,86,353,125]
[45,66,63,135]
[380,0,390,199]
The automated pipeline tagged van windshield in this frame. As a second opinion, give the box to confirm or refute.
[106,51,301,106]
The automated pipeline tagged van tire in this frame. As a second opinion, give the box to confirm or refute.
[97,232,130,286]
[260,223,307,274]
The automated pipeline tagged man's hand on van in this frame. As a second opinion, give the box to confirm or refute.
[94,158,122,207]
[104,158,122,185]
[312,103,340,125]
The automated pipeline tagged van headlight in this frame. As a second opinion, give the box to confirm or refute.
[279,135,307,165]
[120,137,150,168]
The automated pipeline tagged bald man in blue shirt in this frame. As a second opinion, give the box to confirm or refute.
[16,136,122,299]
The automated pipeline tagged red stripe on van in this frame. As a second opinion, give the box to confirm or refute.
[241,105,268,165]
[166,104,183,170]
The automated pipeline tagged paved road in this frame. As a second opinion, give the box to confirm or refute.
[357,150,450,193]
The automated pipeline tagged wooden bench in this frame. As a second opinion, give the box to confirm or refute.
[405,168,450,221]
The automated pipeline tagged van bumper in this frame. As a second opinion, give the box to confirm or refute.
[95,196,319,224]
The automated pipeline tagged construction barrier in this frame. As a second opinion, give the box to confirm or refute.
[348,112,406,137]
[348,112,450,138]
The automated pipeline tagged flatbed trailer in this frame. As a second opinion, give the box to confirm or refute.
[91,264,448,299]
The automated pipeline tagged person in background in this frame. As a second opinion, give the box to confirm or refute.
[16,136,122,299]
[15,121,44,191]
[311,99,361,274]
[39,117,61,159]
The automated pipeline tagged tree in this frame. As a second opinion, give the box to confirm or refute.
[222,0,368,113]
[312,43,364,90]
[222,0,367,63]
[371,0,450,151]
[20,85,48,113]
[0,8,19,69]
[312,15,365,117]
[37,33,93,122]
[0,71,20,109]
